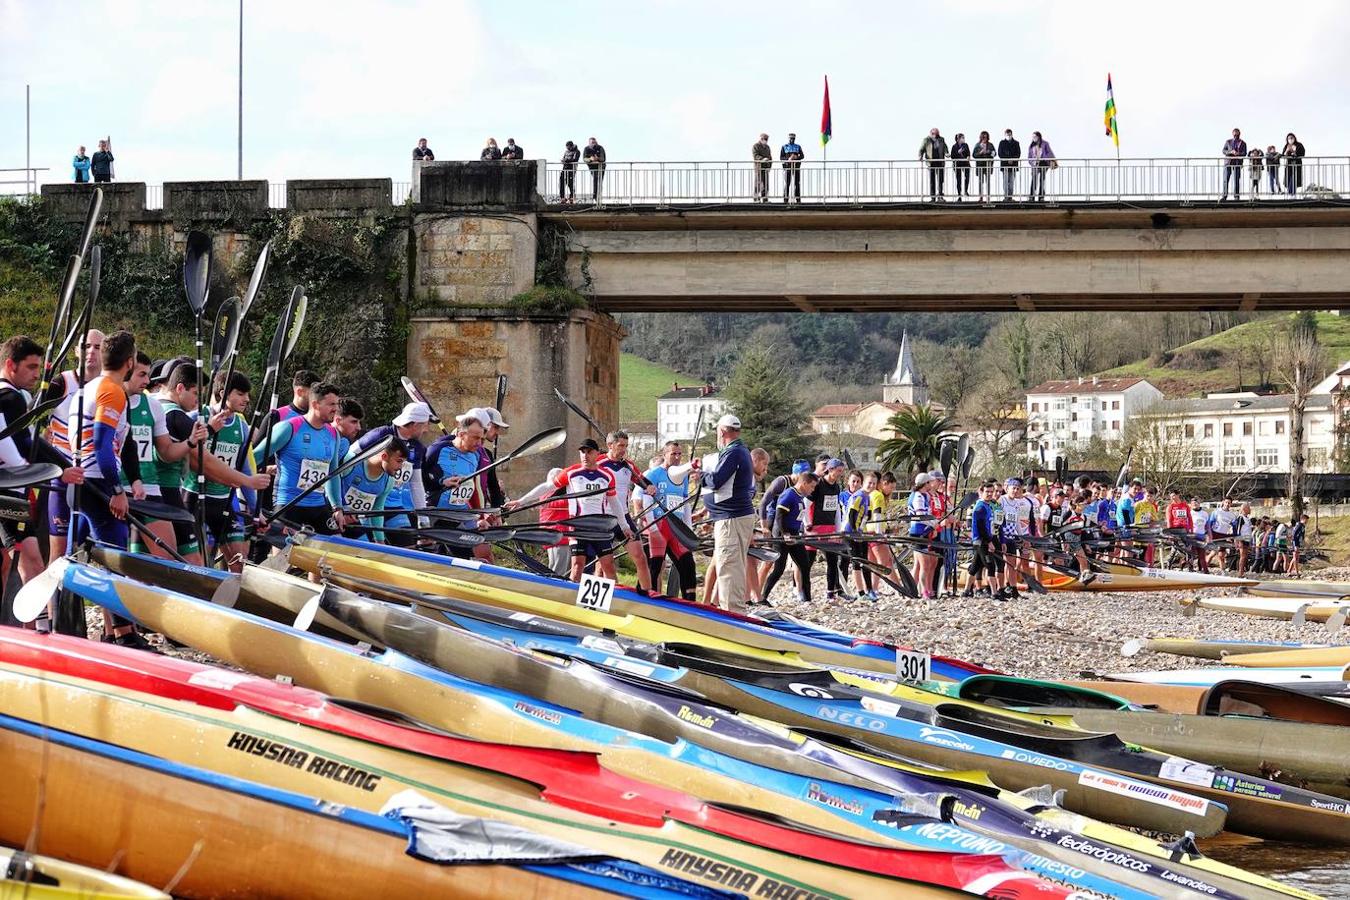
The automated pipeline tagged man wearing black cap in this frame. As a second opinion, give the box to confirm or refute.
[553,437,621,581]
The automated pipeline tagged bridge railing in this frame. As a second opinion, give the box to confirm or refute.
[139,181,414,210]
[537,157,1350,205]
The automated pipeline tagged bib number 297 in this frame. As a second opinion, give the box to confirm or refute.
[576,572,615,613]
[896,648,931,684]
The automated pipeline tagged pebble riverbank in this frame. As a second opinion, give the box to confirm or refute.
[767,567,1350,681]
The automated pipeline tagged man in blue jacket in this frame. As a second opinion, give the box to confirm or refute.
[703,414,755,613]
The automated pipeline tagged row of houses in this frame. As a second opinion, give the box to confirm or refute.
[642,331,1350,477]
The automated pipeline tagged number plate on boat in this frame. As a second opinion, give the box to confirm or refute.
[896,649,931,683]
[576,572,616,613]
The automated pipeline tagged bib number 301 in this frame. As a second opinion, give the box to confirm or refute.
[576,572,616,613]
[896,648,931,684]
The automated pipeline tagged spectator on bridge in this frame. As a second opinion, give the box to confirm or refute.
[1027,131,1056,201]
[950,133,971,201]
[1220,128,1246,201]
[997,129,1020,201]
[72,146,91,183]
[413,138,435,161]
[972,131,995,202]
[480,138,502,161]
[780,133,803,204]
[1265,145,1281,194]
[752,133,773,203]
[1248,148,1264,196]
[583,137,607,202]
[918,128,948,201]
[91,138,114,183]
[1283,133,1306,196]
[502,138,525,160]
[560,141,580,204]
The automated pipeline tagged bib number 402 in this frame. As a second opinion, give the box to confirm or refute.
[576,572,615,613]
[896,648,931,684]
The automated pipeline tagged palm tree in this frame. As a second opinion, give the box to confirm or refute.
[878,405,954,477]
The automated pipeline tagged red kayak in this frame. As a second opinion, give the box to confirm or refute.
[0,627,1068,898]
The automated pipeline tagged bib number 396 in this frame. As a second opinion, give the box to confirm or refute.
[576,572,616,613]
[896,648,931,684]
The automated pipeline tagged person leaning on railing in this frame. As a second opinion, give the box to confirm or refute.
[951,133,971,201]
[780,133,803,204]
[559,141,580,204]
[1027,131,1055,201]
[583,137,606,202]
[752,133,773,203]
[1282,133,1306,197]
[918,128,948,201]
[972,131,995,202]
[1265,145,1281,194]
[1220,127,1246,200]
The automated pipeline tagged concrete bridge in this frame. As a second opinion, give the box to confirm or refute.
[35,162,1350,485]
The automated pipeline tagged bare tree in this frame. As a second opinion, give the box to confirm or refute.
[959,378,1027,476]
[1277,328,1326,520]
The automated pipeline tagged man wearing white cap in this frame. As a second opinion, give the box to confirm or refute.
[346,401,431,545]
[702,413,756,613]
[424,407,488,506]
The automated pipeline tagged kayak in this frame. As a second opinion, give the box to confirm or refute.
[1039,706,1350,800]
[1067,678,1350,721]
[1123,638,1331,662]
[58,566,1089,898]
[1094,564,1259,590]
[1245,581,1350,600]
[1,846,168,900]
[285,533,992,680]
[1107,667,1350,687]
[0,711,693,900]
[310,581,1231,839]
[931,675,1138,711]
[1224,646,1350,668]
[1041,570,1256,593]
[0,659,1013,900]
[1179,595,1350,623]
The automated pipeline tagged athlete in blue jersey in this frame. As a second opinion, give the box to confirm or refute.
[435,416,486,511]
[253,382,345,535]
[348,401,430,545]
[760,470,816,604]
[340,438,407,543]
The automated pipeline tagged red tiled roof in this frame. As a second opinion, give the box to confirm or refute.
[812,404,862,417]
[1027,378,1147,395]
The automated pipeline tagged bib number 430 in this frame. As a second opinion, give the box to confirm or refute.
[896,648,931,684]
[576,572,616,613]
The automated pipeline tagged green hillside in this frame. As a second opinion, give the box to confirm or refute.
[1102,312,1350,396]
[620,352,696,422]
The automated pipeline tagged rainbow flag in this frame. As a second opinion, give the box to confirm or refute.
[1104,74,1119,147]
[820,76,832,147]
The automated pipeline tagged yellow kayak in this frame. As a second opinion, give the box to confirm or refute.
[1179,596,1350,623]
[1224,646,1350,668]
[1,846,169,899]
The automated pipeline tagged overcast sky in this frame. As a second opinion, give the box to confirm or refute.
[4,0,1350,188]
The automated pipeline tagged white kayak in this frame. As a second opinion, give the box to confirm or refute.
[1106,665,1350,687]
[1179,595,1350,623]
[1245,581,1350,600]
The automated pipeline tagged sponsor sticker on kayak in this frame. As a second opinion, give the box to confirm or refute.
[1210,772,1286,802]
[575,572,615,613]
[1078,770,1211,816]
[1159,756,1216,788]
[896,648,931,683]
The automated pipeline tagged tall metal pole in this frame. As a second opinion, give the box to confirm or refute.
[26,84,31,194]
[237,0,243,180]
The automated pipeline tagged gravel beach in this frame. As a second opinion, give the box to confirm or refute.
[765,567,1350,681]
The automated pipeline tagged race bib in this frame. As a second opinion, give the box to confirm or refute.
[392,458,414,489]
[344,487,379,512]
[822,495,839,513]
[1050,512,1064,528]
[449,481,476,504]
[212,440,241,468]
[993,507,1005,525]
[297,457,329,490]
[664,494,686,511]
[131,423,154,462]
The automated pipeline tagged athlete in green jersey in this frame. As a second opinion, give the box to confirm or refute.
[191,370,268,571]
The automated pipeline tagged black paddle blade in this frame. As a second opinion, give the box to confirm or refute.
[0,396,64,445]
[1115,446,1134,489]
[0,463,63,491]
[507,544,558,577]
[75,187,104,259]
[960,445,974,480]
[842,449,858,472]
[955,433,969,474]
[1038,443,1047,467]
[939,441,953,481]
[183,231,212,316]
[664,510,701,552]
[86,243,101,313]
[127,497,196,525]
[210,297,242,374]
[241,240,272,318]
[284,292,308,358]
[495,374,508,413]
[401,376,447,430]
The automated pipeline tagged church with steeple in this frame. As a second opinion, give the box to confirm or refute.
[810,330,942,439]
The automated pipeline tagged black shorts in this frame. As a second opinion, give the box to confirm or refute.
[284,503,338,536]
[571,538,613,558]
[969,542,998,576]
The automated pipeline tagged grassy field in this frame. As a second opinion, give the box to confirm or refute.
[620,352,696,422]
[1102,312,1350,396]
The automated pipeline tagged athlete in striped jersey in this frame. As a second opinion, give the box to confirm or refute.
[600,430,653,592]
[44,328,104,560]
[554,438,620,581]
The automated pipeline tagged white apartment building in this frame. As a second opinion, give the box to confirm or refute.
[1141,392,1336,473]
[656,384,727,445]
[1025,377,1164,456]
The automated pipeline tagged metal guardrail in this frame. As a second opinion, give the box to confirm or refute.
[535,157,1350,205]
[0,167,49,197]
[141,182,413,210]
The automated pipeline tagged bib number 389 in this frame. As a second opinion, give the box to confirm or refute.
[896,648,931,684]
[576,572,616,613]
